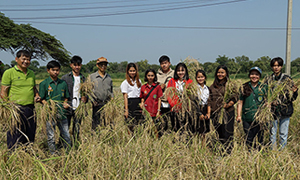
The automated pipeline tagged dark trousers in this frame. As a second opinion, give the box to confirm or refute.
[66,109,82,140]
[243,121,264,149]
[92,104,105,130]
[7,104,36,149]
[211,110,234,148]
[170,111,193,133]
[159,107,171,132]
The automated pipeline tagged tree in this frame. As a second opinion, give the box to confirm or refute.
[216,55,231,66]
[291,57,300,74]
[235,55,252,73]
[0,13,70,65]
[253,56,272,72]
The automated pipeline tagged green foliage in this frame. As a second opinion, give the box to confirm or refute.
[0,13,70,65]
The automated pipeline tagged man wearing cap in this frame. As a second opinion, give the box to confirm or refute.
[236,67,267,150]
[89,57,113,130]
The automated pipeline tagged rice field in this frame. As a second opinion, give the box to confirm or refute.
[1,86,300,179]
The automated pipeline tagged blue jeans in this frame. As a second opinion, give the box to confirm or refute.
[46,119,71,154]
[270,117,290,150]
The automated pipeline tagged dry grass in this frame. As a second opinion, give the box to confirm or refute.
[1,75,300,179]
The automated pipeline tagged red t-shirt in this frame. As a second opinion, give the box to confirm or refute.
[140,83,163,117]
[166,78,193,111]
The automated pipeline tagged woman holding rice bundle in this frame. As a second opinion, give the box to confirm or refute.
[207,65,238,153]
[166,62,193,132]
[194,70,211,145]
[236,67,267,150]
[120,63,143,131]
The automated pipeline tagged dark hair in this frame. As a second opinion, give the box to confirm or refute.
[212,65,229,87]
[174,62,189,80]
[159,55,170,64]
[195,69,207,85]
[47,60,61,70]
[144,69,157,82]
[70,55,82,65]
[16,50,31,58]
[270,57,284,67]
[242,82,253,97]
[126,63,141,88]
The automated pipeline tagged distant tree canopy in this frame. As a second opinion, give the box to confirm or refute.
[0,13,70,65]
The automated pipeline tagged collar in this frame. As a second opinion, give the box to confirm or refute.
[14,65,28,74]
[197,84,208,90]
[249,81,261,90]
[147,83,157,88]
[69,71,82,77]
[47,77,61,84]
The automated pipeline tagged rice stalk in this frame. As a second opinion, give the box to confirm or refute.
[99,92,123,127]
[0,98,21,132]
[80,76,96,104]
[218,79,240,124]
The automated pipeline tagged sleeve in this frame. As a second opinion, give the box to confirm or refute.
[110,78,114,98]
[64,82,70,99]
[239,87,244,101]
[120,80,128,93]
[167,78,173,88]
[39,81,46,100]
[139,85,144,99]
[207,87,213,107]
[1,69,11,86]
[157,85,163,98]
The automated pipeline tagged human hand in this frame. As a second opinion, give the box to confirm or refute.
[199,114,205,120]
[236,116,242,123]
[124,110,129,119]
[63,102,70,109]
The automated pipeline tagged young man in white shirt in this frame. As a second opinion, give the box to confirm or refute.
[61,55,86,142]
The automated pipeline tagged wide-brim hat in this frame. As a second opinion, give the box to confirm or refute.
[249,67,262,76]
[97,57,108,64]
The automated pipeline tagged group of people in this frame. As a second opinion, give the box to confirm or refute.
[0,50,297,155]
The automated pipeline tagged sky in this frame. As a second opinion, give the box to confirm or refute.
[0,0,299,66]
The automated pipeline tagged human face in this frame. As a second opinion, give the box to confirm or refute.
[196,72,206,86]
[97,62,107,73]
[15,55,31,70]
[249,70,260,84]
[47,67,60,80]
[146,72,155,84]
[160,61,171,73]
[128,67,136,79]
[217,68,227,81]
[70,63,82,74]
[272,61,282,75]
[177,66,186,80]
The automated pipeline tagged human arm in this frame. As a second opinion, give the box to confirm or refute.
[140,98,144,109]
[123,93,129,118]
[205,106,211,120]
[156,98,161,118]
[236,100,243,123]
[0,85,9,100]
[33,86,41,103]
[63,98,69,109]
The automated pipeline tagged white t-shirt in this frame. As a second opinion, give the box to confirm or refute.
[72,76,81,110]
[120,79,141,98]
[175,80,185,93]
[197,84,209,105]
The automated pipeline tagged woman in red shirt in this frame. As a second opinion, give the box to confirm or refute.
[166,62,193,132]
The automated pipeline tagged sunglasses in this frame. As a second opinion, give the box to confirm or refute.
[97,62,108,66]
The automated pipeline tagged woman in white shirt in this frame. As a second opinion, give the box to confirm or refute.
[195,70,211,146]
[120,63,142,130]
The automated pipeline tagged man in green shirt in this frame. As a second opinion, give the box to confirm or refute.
[39,60,71,154]
[1,50,40,149]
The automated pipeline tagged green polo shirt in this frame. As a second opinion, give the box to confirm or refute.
[239,82,267,122]
[39,77,70,120]
[1,66,35,105]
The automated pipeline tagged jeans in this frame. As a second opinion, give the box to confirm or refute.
[92,104,105,130]
[66,109,81,141]
[270,117,290,150]
[46,119,71,154]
